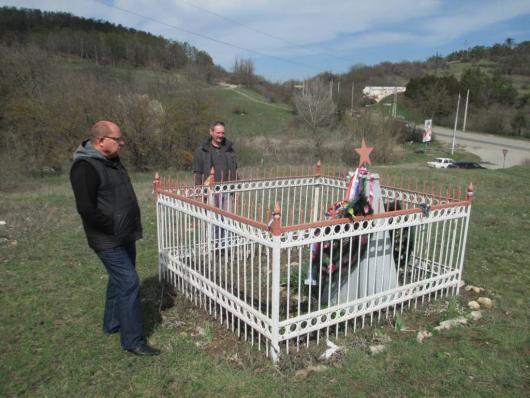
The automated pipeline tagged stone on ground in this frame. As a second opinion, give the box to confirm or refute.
[434,317,467,331]
[468,311,482,321]
[369,344,386,354]
[477,297,493,309]
[416,330,432,343]
[465,285,484,294]
[294,365,328,380]
[467,300,480,310]
[320,340,343,361]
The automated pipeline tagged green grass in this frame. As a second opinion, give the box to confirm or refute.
[1,163,529,397]
[209,86,295,139]
[431,60,529,97]
[442,60,498,79]
[509,74,530,96]
[207,86,311,166]
[398,140,482,164]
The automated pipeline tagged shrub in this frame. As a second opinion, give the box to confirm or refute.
[340,112,405,165]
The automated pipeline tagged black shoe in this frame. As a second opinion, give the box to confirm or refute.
[126,344,161,356]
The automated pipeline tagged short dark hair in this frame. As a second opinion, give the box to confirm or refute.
[209,120,225,129]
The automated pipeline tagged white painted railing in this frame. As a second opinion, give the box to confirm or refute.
[155,169,473,361]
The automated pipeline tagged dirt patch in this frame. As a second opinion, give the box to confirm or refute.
[159,282,493,372]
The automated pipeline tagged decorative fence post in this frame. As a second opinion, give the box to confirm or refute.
[312,161,321,222]
[205,167,216,254]
[466,182,474,203]
[457,182,475,293]
[153,172,162,282]
[207,167,215,206]
[153,171,160,194]
[270,202,282,362]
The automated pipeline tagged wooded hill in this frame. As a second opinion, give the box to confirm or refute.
[322,40,530,137]
[0,7,528,181]
[0,7,222,78]
[0,7,230,180]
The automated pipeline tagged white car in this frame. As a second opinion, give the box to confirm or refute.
[427,157,454,168]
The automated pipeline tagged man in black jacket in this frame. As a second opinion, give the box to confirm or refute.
[70,120,160,356]
[192,121,237,185]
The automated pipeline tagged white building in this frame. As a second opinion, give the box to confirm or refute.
[363,86,406,102]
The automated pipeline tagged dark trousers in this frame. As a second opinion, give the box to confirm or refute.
[96,242,145,349]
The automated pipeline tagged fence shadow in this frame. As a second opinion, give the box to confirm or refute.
[140,275,175,337]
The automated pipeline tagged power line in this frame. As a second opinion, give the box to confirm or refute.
[180,0,354,64]
[86,0,320,73]
[181,0,298,48]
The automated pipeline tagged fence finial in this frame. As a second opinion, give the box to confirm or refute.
[315,160,321,177]
[207,167,215,186]
[271,202,282,235]
[466,182,474,202]
[153,172,160,193]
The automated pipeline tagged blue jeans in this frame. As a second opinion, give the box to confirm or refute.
[96,242,145,349]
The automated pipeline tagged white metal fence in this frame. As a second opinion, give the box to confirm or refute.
[155,168,474,361]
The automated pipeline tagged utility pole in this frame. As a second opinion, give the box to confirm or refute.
[337,80,340,96]
[329,79,333,99]
[502,149,508,168]
[462,89,470,133]
[451,92,461,155]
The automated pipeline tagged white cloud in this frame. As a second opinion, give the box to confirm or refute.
[199,0,440,46]
[417,0,530,44]
[2,0,529,79]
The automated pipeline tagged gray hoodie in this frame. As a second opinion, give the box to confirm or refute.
[73,139,109,163]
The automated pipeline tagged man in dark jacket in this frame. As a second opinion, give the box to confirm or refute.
[192,121,237,185]
[70,120,159,356]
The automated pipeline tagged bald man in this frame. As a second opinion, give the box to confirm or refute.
[70,121,160,356]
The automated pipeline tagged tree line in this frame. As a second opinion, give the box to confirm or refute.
[404,67,528,137]
[0,7,222,78]
[0,42,217,185]
[445,39,530,76]
[0,7,225,186]
[303,40,529,138]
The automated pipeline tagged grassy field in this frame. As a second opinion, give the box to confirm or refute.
[437,59,530,95]
[209,86,295,139]
[1,162,528,397]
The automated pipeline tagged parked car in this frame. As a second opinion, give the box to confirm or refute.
[427,157,454,168]
[447,162,485,169]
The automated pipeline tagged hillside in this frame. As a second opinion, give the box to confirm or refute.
[328,41,530,137]
[0,7,220,77]
[1,6,529,181]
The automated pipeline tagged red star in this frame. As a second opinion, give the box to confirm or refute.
[355,138,373,167]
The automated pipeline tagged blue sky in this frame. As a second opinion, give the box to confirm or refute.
[3,0,530,81]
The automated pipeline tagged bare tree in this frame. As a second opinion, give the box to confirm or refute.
[114,93,163,171]
[293,79,336,159]
[232,57,255,86]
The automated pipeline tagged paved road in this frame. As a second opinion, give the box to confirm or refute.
[433,126,530,168]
